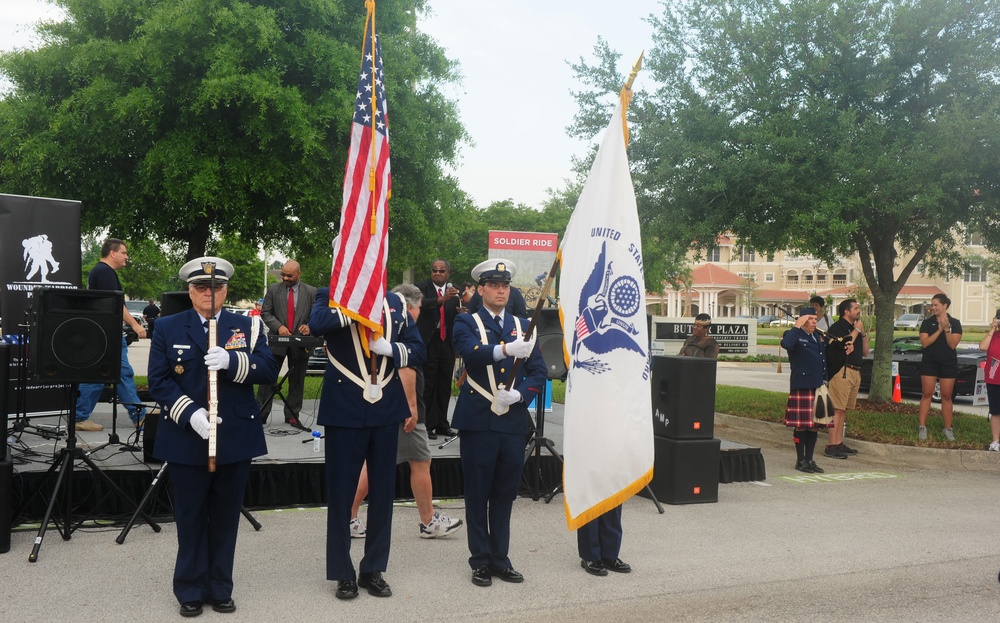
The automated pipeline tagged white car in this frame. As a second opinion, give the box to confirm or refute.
[894,313,922,330]
[769,317,796,327]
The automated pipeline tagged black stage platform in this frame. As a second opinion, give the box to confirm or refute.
[4,401,764,524]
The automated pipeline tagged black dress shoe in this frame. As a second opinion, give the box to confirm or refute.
[580,559,608,576]
[427,431,438,440]
[794,460,813,473]
[602,558,632,573]
[437,427,457,437]
[211,599,236,613]
[335,580,359,600]
[491,566,524,583]
[287,417,311,432]
[358,571,392,597]
[471,565,492,586]
[807,460,825,474]
[179,602,203,617]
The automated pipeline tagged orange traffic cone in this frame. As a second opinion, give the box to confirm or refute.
[892,374,902,403]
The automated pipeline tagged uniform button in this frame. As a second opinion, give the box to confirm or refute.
[500,368,505,373]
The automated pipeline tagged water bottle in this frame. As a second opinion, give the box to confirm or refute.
[312,430,322,453]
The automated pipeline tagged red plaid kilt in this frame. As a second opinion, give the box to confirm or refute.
[784,387,832,428]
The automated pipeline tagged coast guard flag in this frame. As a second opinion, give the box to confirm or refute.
[329,1,391,340]
[558,92,653,531]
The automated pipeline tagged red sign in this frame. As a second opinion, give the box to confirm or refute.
[488,231,558,251]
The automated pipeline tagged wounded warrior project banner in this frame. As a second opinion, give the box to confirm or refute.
[0,194,82,416]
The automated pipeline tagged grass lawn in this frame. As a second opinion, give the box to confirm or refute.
[715,385,990,450]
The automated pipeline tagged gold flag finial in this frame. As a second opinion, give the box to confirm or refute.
[619,51,644,147]
[623,50,644,93]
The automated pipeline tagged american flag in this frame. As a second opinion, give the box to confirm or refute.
[329,6,391,338]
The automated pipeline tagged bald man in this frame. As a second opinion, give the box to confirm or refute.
[256,260,317,430]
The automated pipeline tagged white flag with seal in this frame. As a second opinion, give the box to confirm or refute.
[558,89,653,531]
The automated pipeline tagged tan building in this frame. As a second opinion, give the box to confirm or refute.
[651,234,996,326]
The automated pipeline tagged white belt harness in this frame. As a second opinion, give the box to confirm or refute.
[465,313,522,415]
[326,298,395,403]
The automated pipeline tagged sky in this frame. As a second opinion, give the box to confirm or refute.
[1,0,663,209]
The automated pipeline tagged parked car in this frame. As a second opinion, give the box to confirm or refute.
[769,317,796,327]
[894,313,923,331]
[757,314,779,326]
[124,300,148,329]
[307,345,327,374]
[858,336,983,399]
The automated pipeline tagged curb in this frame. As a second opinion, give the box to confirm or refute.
[715,412,1000,471]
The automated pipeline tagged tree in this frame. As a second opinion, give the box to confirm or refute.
[571,0,1000,400]
[0,0,466,266]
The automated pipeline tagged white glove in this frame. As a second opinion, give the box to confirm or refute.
[505,336,535,359]
[370,337,394,357]
[204,346,230,371]
[496,388,522,406]
[188,408,223,440]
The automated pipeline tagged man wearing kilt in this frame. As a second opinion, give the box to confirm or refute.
[780,306,833,473]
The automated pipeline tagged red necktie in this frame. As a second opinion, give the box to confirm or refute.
[287,287,295,331]
[439,288,447,341]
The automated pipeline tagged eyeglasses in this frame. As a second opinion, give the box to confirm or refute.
[431,269,448,273]
[484,282,510,290]
[192,284,226,292]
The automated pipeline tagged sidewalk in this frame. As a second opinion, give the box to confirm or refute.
[4,409,1000,622]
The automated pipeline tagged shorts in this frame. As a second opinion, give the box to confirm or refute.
[987,384,1000,416]
[396,422,432,463]
[828,368,861,411]
[918,360,959,379]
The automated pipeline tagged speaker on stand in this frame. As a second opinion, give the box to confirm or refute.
[14,288,156,561]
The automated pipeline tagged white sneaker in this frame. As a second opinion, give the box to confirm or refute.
[349,517,366,539]
[989,441,999,452]
[419,511,463,539]
[943,427,955,441]
[917,426,927,441]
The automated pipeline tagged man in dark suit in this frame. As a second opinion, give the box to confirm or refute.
[415,258,462,439]
[256,259,317,430]
[310,287,425,600]
[452,259,546,587]
[147,256,279,618]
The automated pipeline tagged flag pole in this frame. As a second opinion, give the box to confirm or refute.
[503,254,560,389]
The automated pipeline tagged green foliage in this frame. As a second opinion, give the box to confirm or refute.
[0,0,466,271]
[570,0,1000,401]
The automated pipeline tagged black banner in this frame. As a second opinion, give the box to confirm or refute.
[0,194,81,416]
[0,194,82,333]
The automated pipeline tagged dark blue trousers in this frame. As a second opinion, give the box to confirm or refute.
[324,423,399,581]
[576,505,623,562]
[168,460,251,605]
[460,429,525,569]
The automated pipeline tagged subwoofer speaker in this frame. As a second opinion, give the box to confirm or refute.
[29,288,123,383]
[650,355,716,439]
[642,436,720,505]
[535,308,566,380]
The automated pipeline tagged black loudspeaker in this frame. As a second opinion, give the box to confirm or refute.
[650,355,716,439]
[0,447,10,553]
[643,436,720,505]
[535,308,567,380]
[0,344,8,456]
[160,291,193,317]
[143,409,163,464]
[29,288,123,384]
